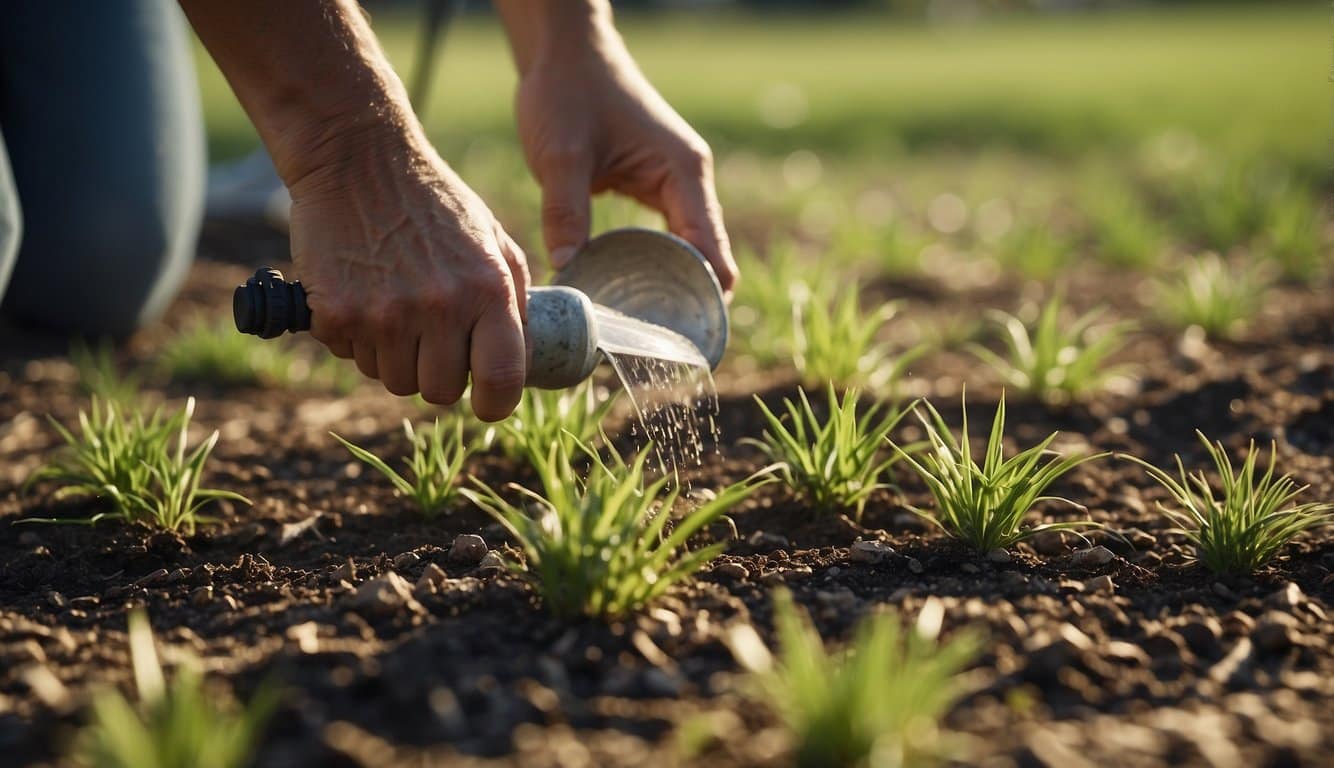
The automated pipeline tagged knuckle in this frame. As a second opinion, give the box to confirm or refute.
[474,363,526,398]
[367,298,407,336]
[678,140,714,174]
[383,378,419,397]
[541,199,587,231]
[542,144,588,171]
[419,285,458,317]
[470,270,515,309]
[420,383,464,407]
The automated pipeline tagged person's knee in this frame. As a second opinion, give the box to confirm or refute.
[3,186,198,338]
[0,164,20,294]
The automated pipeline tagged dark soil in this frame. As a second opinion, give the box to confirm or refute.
[1,235,1330,767]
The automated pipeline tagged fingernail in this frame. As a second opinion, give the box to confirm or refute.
[551,246,576,269]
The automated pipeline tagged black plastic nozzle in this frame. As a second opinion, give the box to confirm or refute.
[233,267,311,338]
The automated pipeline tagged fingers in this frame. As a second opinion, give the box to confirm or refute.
[662,161,738,296]
[418,327,469,406]
[497,227,531,324]
[539,152,593,270]
[352,338,378,381]
[467,289,527,422]
[377,335,420,397]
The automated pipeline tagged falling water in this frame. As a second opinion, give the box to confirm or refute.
[592,306,722,479]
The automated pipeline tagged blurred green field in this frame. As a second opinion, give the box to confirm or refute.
[196,3,1325,173]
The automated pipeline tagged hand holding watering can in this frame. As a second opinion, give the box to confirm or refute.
[236,229,729,392]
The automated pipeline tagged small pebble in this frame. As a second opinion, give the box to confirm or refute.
[449,534,488,564]
[986,548,1012,564]
[416,563,448,592]
[1083,575,1116,594]
[712,562,749,580]
[1031,530,1071,557]
[333,558,356,583]
[1068,546,1115,569]
[849,539,896,564]
[476,550,509,574]
[349,571,422,617]
[392,551,421,570]
[191,586,214,606]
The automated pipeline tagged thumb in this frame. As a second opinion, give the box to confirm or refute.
[540,162,592,270]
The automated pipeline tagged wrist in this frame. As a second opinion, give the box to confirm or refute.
[497,0,622,75]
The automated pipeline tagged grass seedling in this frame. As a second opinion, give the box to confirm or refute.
[1153,253,1267,339]
[1262,190,1326,284]
[731,242,806,365]
[74,609,276,768]
[70,340,142,405]
[888,394,1106,552]
[159,317,292,387]
[793,286,919,391]
[334,417,474,517]
[970,295,1133,405]
[727,591,977,768]
[160,316,361,393]
[496,381,617,464]
[25,397,246,534]
[1080,181,1162,268]
[995,220,1070,280]
[463,439,769,619]
[745,383,910,522]
[1121,433,1332,574]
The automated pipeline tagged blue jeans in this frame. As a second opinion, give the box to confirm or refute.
[0,0,205,338]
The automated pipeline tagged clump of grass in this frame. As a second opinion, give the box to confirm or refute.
[1153,253,1268,339]
[496,381,616,464]
[745,384,910,522]
[888,394,1105,552]
[995,219,1070,280]
[161,316,361,393]
[1262,191,1326,284]
[74,609,276,768]
[793,285,919,391]
[70,340,142,405]
[1176,163,1272,250]
[1121,433,1332,574]
[829,217,924,277]
[463,439,769,619]
[970,295,1133,405]
[1080,181,1163,268]
[24,397,247,534]
[160,317,293,387]
[731,242,806,365]
[726,591,978,768]
[334,417,475,517]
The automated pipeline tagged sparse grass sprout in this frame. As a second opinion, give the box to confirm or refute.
[74,609,275,768]
[1121,433,1332,574]
[334,417,474,516]
[889,394,1105,552]
[464,440,768,619]
[25,397,246,533]
[746,384,909,521]
[1154,253,1267,339]
[970,295,1133,404]
[727,591,977,768]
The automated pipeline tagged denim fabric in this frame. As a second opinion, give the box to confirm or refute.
[0,0,205,337]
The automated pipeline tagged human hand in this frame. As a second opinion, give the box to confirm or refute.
[286,136,531,421]
[513,29,738,295]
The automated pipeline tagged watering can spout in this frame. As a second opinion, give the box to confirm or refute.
[233,228,728,390]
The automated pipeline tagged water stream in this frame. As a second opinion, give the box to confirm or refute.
[592,306,721,480]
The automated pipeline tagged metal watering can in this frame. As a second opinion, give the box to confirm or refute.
[233,228,729,389]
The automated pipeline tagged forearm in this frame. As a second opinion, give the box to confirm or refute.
[493,0,623,74]
[179,0,421,187]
